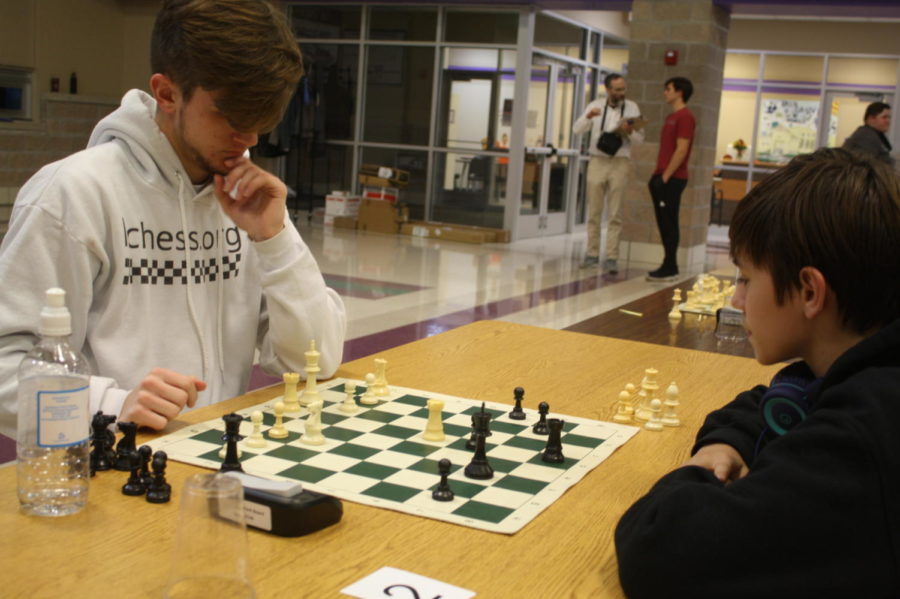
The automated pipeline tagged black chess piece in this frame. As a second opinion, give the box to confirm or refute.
[508,386,526,420]
[432,458,455,502]
[532,401,550,435]
[464,432,494,480]
[114,421,138,471]
[220,413,244,473]
[138,445,153,487]
[540,418,565,464]
[122,450,147,496]
[90,411,117,475]
[146,450,172,503]
[466,403,493,450]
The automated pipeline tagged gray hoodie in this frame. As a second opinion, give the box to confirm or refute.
[0,89,346,437]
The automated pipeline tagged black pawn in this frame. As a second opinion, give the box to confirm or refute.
[532,401,550,435]
[464,432,494,480]
[220,413,244,473]
[146,451,171,503]
[540,418,565,464]
[114,421,138,471]
[138,445,153,488]
[121,450,146,496]
[432,458,455,502]
[89,411,117,474]
[508,387,526,420]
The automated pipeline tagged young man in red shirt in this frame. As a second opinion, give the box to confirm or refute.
[647,77,695,281]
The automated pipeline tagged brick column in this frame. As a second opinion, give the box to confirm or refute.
[622,0,730,271]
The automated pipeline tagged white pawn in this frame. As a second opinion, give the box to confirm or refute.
[340,382,359,413]
[423,398,445,442]
[613,390,632,423]
[301,400,325,445]
[268,401,289,439]
[282,372,301,413]
[623,383,636,415]
[360,373,379,405]
[644,399,664,431]
[662,381,681,427]
[245,411,267,448]
[668,290,682,320]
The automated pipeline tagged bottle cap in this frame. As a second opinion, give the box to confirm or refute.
[40,288,72,336]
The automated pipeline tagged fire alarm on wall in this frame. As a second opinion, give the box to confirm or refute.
[664,49,678,65]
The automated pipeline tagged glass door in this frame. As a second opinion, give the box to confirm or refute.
[517,58,581,238]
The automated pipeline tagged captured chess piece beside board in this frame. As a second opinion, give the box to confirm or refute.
[612,367,681,432]
[89,410,173,503]
[668,273,737,319]
[149,345,639,534]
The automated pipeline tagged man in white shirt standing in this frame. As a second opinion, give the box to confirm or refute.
[573,73,643,274]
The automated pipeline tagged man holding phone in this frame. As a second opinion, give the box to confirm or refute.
[573,73,644,274]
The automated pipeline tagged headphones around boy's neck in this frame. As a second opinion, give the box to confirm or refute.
[758,362,823,437]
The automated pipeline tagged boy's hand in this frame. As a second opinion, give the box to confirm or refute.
[684,443,748,483]
[120,368,207,430]
[214,156,286,241]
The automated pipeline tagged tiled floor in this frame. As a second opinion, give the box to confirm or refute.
[294,220,734,369]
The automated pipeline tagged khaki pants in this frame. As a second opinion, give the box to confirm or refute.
[586,155,630,259]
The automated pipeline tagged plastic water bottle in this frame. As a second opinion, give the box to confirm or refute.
[16,288,91,516]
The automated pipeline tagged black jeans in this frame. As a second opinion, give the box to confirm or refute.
[648,174,687,269]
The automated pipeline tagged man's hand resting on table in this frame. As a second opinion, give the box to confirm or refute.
[119,368,207,429]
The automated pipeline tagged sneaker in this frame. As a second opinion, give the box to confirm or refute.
[580,256,600,268]
[604,258,619,274]
[645,266,679,282]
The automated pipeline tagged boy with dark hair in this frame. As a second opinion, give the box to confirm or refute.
[615,148,900,598]
[0,0,347,437]
[842,100,893,166]
[646,76,695,281]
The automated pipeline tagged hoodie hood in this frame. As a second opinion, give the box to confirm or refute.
[88,89,190,193]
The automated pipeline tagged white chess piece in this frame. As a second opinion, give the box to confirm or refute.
[245,410,267,448]
[300,340,320,407]
[423,398,445,441]
[360,373,379,405]
[282,372,301,413]
[340,382,359,413]
[644,399,664,431]
[268,401,289,439]
[668,290,682,320]
[613,390,633,423]
[301,400,326,445]
[373,358,390,397]
[623,383,636,415]
[662,381,681,427]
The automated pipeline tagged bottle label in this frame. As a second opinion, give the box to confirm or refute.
[37,385,89,447]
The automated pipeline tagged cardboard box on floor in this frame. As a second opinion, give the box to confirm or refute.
[400,221,510,244]
[332,216,357,230]
[359,164,409,187]
[357,198,408,234]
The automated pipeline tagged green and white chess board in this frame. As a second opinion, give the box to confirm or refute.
[149,378,639,534]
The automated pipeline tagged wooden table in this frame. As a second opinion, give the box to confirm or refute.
[0,321,779,598]
[566,276,755,359]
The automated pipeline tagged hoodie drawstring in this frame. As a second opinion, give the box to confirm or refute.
[216,209,226,375]
[176,173,209,382]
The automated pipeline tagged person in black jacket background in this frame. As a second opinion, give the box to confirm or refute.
[842,101,894,166]
[615,148,900,599]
